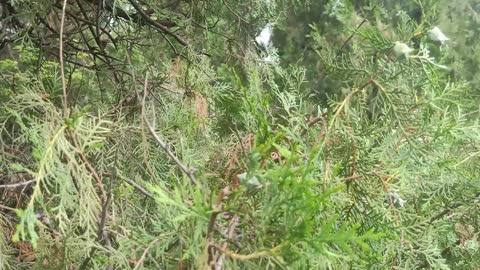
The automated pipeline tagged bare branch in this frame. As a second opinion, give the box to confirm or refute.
[140,73,198,186]
[223,0,251,25]
[211,243,283,261]
[118,175,154,199]
[78,193,112,270]
[429,192,480,224]
[133,239,159,270]
[0,180,36,189]
[0,204,16,212]
[59,0,69,111]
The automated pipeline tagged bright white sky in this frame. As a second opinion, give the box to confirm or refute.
[255,24,272,47]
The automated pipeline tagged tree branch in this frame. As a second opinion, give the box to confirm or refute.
[211,243,283,261]
[59,0,69,112]
[118,175,154,199]
[0,180,36,189]
[428,192,480,224]
[140,73,198,186]
[127,0,188,47]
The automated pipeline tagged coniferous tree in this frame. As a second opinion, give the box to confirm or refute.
[0,0,478,269]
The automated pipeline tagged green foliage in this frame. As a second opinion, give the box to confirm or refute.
[0,0,479,269]
[0,214,14,270]
[12,208,39,248]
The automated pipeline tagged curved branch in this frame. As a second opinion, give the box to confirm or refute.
[140,73,198,186]
[127,0,188,47]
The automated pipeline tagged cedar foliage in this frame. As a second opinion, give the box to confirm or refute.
[0,0,479,269]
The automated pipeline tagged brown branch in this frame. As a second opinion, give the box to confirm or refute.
[0,204,16,212]
[78,193,112,270]
[82,0,177,28]
[96,193,111,241]
[69,132,107,204]
[206,186,234,269]
[59,0,69,112]
[223,0,251,25]
[127,0,188,47]
[211,244,283,261]
[336,11,373,58]
[140,73,198,186]
[71,1,117,48]
[428,192,480,224]
[118,175,154,199]
[207,186,232,238]
[133,239,159,270]
[215,214,241,268]
[302,112,327,136]
[374,171,400,226]
[73,1,124,88]
[36,8,127,86]
[0,180,36,189]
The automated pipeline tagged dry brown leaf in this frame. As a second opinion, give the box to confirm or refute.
[15,241,35,262]
[455,222,476,243]
[194,91,208,129]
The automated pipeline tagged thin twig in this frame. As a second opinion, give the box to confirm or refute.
[78,193,112,270]
[207,186,232,269]
[428,192,479,224]
[214,225,241,250]
[337,6,376,58]
[301,113,327,136]
[133,239,159,270]
[208,186,232,237]
[96,193,112,241]
[223,0,251,25]
[127,0,187,46]
[324,54,393,145]
[118,175,154,199]
[319,7,375,82]
[380,176,400,227]
[336,16,370,58]
[140,73,198,186]
[0,204,16,212]
[70,132,107,204]
[0,180,36,189]
[59,0,69,112]
[215,214,241,268]
[231,125,248,160]
[211,244,283,261]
